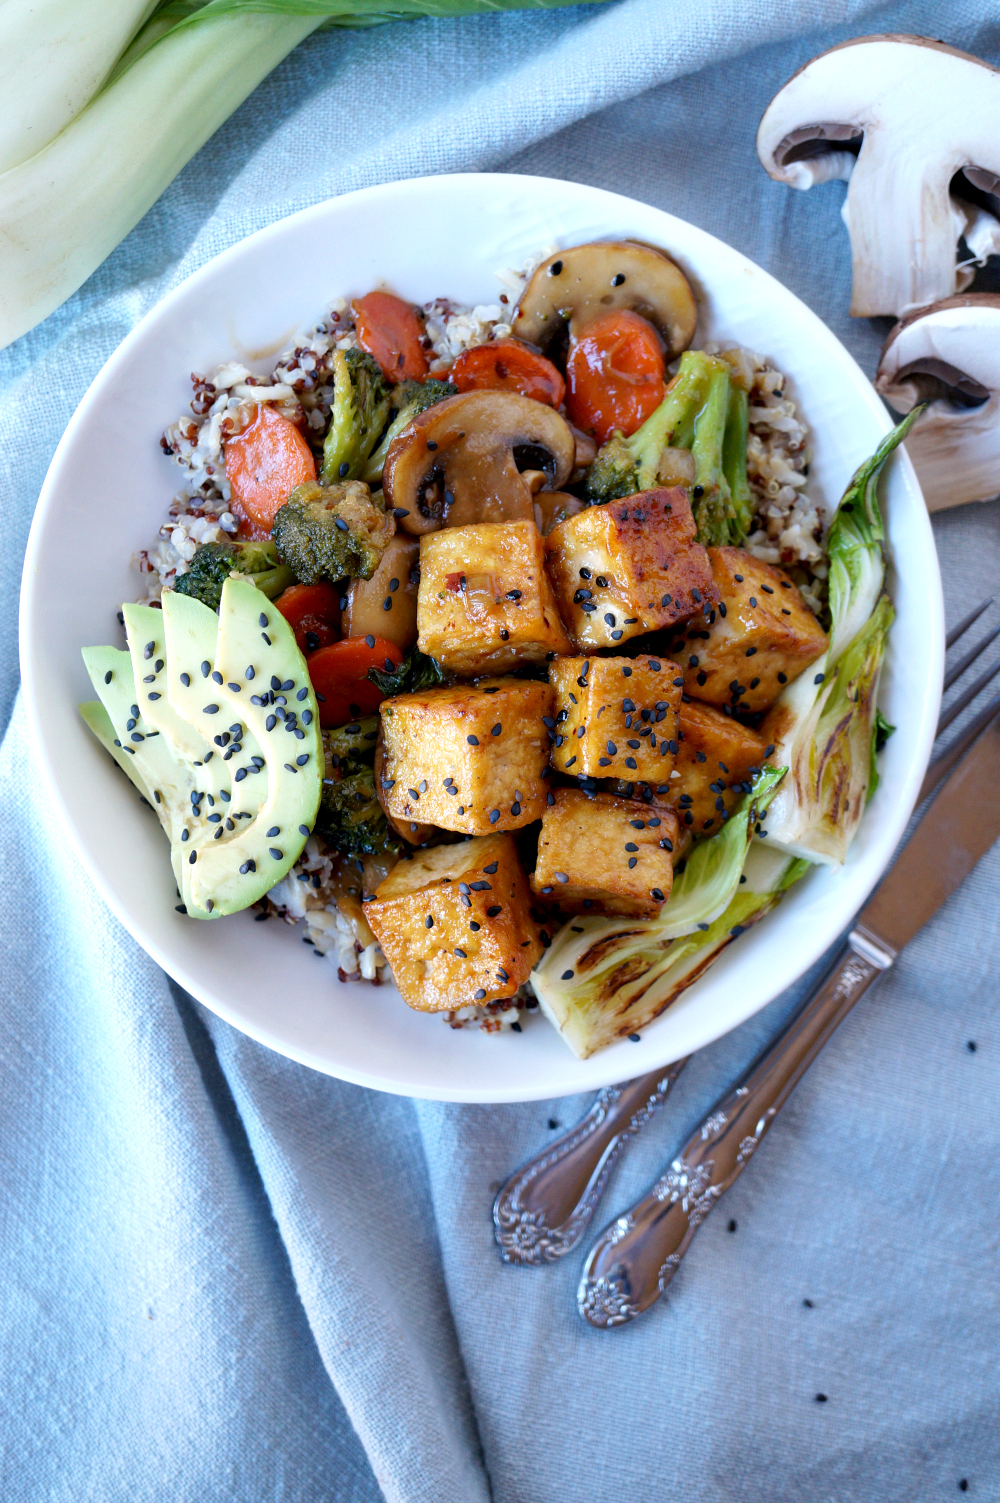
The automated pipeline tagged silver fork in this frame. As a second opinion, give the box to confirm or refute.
[494,598,1000,1268]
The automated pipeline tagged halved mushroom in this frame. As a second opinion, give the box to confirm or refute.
[382,390,575,535]
[757,37,1000,316]
[511,241,696,357]
[876,294,1000,511]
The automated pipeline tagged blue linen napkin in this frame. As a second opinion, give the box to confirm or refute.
[2,2,999,1499]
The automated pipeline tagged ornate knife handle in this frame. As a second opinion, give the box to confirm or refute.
[578,926,895,1327]
[494,1061,687,1265]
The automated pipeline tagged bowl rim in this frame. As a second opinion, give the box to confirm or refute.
[19,171,944,1101]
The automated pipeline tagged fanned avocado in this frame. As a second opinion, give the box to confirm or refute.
[81,578,322,918]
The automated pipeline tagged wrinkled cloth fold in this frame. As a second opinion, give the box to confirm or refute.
[2,2,999,1500]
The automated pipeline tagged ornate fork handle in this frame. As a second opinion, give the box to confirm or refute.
[578,926,895,1326]
[494,1061,687,1265]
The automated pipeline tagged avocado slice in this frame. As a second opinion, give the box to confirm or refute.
[81,578,322,918]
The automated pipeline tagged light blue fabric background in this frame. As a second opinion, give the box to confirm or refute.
[2,2,999,1499]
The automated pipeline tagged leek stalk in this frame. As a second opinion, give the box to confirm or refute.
[0,0,605,350]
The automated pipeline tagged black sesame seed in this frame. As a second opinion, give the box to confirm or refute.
[554,872,568,884]
[489,809,500,824]
[549,259,563,276]
[486,905,502,918]
[628,1033,641,1042]
[690,589,702,604]
[814,672,825,684]
[467,734,479,745]
[815,1394,828,1404]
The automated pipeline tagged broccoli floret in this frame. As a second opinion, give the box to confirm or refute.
[585,349,753,547]
[315,763,401,857]
[325,715,380,771]
[272,479,395,585]
[367,645,446,697]
[362,378,457,483]
[172,539,294,612]
[320,349,393,484]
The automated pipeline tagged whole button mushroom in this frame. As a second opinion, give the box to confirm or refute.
[511,241,697,357]
[876,294,1000,511]
[382,390,575,534]
[757,37,1000,317]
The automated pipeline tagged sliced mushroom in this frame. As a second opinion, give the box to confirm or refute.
[533,491,585,536]
[343,533,420,649]
[757,37,1000,317]
[876,294,1000,510]
[511,242,696,357]
[382,390,575,535]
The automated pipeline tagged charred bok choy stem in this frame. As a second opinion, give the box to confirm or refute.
[585,349,752,545]
[532,769,799,1058]
[760,407,925,865]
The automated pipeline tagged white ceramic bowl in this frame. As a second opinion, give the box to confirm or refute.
[20,174,943,1102]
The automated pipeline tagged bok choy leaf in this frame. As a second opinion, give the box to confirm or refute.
[760,407,923,867]
[531,769,798,1059]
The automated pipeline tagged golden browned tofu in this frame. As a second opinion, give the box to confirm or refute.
[417,520,571,676]
[666,699,769,837]
[548,655,682,781]
[669,548,828,713]
[545,487,717,651]
[363,834,542,1012]
[380,678,553,836]
[531,790,678,918]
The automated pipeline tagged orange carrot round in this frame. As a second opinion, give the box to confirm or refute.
[565,310,665,443]
[224,404,316,538]
[449,339,565,407]
[307,636,404,728]
[353,292,429,384]
[275,582,342,655]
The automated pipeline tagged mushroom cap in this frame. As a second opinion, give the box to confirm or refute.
[511,241,696,357]
[876,294,1000,510]
[382,390,576,535]
[757,35,1000,315]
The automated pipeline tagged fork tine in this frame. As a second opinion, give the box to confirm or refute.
[943,621,1000,691]
[946,596,993,650]
[922,690,1000,801]
[937,655,1000,737]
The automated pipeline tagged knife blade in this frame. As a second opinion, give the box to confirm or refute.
[860,707,1000,956]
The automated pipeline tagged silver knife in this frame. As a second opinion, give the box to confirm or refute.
[578,708,1000,1328]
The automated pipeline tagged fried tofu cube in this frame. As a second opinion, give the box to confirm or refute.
[363,834,542,1012]
[545,487,717,651]
[667,698,768,837]
[548,655,682,781]
[379,678,553,836]
[531,790,679,918]
[417,520,571,676]
[669,547,828,713]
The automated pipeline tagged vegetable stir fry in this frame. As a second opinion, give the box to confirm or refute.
[85,240,912,1054]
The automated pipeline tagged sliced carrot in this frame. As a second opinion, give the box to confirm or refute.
[449,339,565,407]
[224,404,316,538]
[565,310,666,444]
[307,636,404,729]
[353,291,429,384]
[275,582,342,655]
